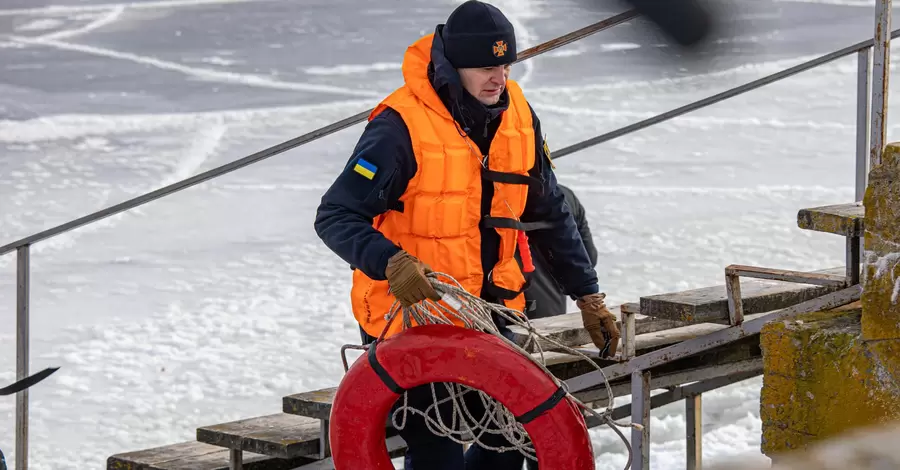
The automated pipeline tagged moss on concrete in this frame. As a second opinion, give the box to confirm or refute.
[760,307,900,456]
[862,142,900,340]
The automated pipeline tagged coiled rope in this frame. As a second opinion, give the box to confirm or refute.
[377,272,637,469]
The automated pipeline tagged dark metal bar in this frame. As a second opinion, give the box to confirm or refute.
[16,245,30,470]
[552,28,900,161]
[847,236,861,285]
[565,285,861,394]
[0,12,638,257]
[585,368,763,426]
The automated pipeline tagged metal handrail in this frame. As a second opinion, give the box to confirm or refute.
[0,10,638,257]
[2,23,896,255]
[5,9,897,470]
[554,28,900,159]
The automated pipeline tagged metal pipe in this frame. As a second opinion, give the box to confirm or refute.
[870,0,892,169]
[631,370,651,470]
[856,48,872,202]
[553,29,900,161]
[0,11,638,257]
[16,245,30,470]
[686,394,702,470]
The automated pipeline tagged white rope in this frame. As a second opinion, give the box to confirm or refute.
[380,272,637,469]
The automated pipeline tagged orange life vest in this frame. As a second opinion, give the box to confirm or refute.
[351,33,536,339]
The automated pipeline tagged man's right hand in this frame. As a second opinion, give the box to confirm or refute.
[385,250,441,307]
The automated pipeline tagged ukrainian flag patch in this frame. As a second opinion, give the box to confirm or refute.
[353,158,377,180]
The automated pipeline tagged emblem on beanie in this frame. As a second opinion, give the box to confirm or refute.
[492,40,508,58]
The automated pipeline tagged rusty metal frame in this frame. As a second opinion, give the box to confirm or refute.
[724,265,848,326]
[564,285,861,394]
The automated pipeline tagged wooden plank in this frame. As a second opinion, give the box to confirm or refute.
[725,265,847,287]
[505,305,693,351]
[283,389,335,421]
[797,202,864,237]
[639,267,845,323]
[196,414,320,459]
[106,441,315,470]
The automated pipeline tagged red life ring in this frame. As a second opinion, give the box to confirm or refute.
[329,324,595,469]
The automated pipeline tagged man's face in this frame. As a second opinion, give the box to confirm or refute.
[458,65,511,106]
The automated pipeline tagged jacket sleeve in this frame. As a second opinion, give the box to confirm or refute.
[560,184,598,268]
[313,108,417,281]
[519,104,600,299]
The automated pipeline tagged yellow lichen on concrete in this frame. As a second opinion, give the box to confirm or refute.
[760,307,900,456]
[760,140,900,460]
[862,142,900,340]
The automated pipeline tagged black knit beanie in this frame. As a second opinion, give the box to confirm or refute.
[441,1,517,69]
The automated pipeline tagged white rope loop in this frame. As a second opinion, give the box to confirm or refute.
[382,272,636,468]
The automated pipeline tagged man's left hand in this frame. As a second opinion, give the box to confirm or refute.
[577,293,620,358]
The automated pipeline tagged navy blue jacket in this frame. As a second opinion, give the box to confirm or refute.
[314,26,599,304]
[524,184,598,318]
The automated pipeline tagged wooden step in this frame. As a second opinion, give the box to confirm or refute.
[196,413,321,459]
[639,266,845,324]
[798,202,864,237]
[107,441,313,470]
[283,388,335,420]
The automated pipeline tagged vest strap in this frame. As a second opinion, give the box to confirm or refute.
[482,217,555,232]
[482,169,542,189]
[484,273,533,301]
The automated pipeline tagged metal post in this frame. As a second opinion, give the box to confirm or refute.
[847,236,861,285]
[229,449,242,470]
[16,245,31,470]
[686,394,702,470]
[857,48,872,202]
[631,370,650,470]
[725,271,744,326]
[623,310,636,359]
[318,419,331,459]
[870,0,891,169]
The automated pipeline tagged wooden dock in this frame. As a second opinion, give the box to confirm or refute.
[110,194,864,470]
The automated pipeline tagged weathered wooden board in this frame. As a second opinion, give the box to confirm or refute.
[106,441,314,470]
[196,413,320,459]
[797,202,864,237]
[283,388,336,420]
[639,267,845,323]
[506,305,693,351]
[284,314,760,421]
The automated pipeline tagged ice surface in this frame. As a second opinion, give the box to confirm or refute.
[1,0,898,468]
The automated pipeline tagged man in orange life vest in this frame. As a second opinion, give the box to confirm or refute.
[314,1,619,468]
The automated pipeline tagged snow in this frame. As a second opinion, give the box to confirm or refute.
[0,0,897,468]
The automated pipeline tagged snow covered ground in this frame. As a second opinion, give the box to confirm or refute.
[1,0,898,468]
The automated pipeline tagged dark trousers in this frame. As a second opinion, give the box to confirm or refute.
[360,327,540,470]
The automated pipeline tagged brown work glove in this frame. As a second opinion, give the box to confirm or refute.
[577,293,621,358]
[384,250,441,307]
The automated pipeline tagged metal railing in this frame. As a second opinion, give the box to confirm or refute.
[2,8,895,469]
